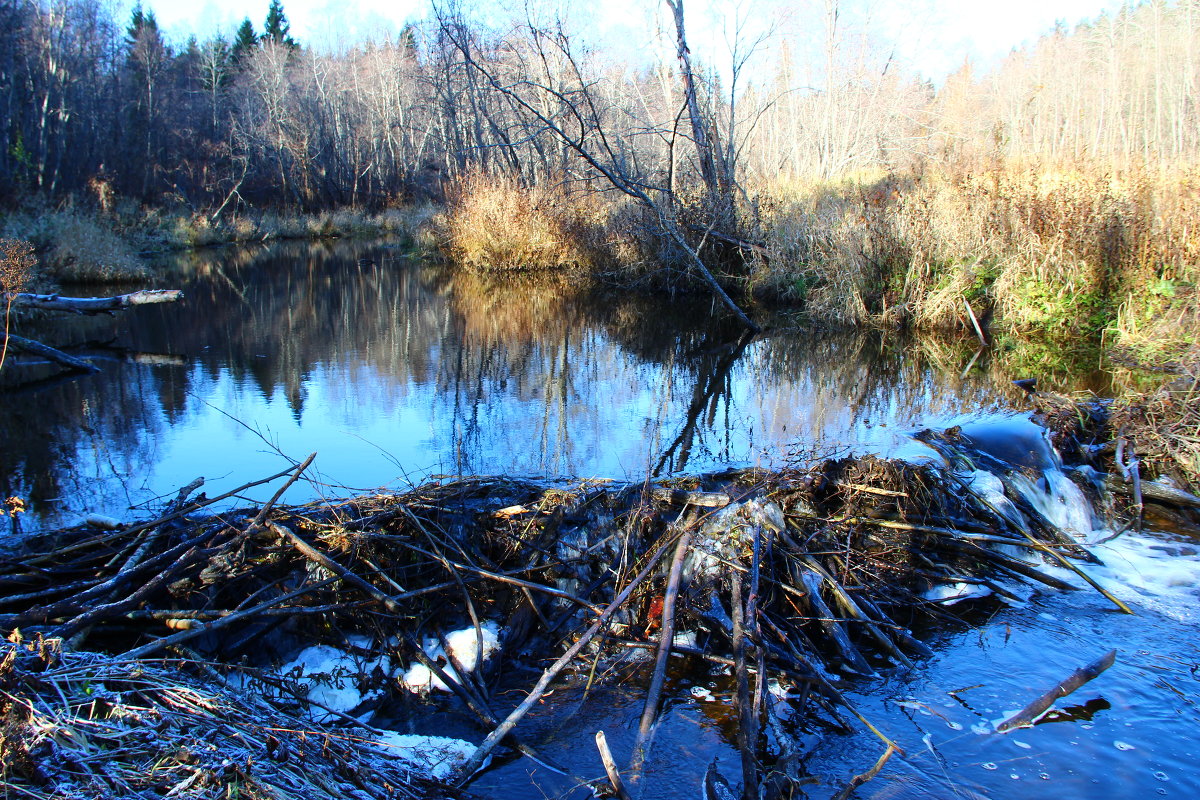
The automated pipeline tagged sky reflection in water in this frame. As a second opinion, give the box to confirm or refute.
[1,239,1102,530]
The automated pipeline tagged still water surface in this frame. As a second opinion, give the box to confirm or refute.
[2,240,1194,800]
[2,238,1085,531]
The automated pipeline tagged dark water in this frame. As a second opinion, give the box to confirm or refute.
[1,238,1101,532]
[2,240,1194,800]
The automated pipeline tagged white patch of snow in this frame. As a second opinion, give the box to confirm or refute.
[372,732,478,781]
[401,621,502,693]
[279,643,390,723]
[924,581,992,605]
[672,630,698,649]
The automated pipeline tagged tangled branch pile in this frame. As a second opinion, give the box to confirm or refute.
[2,421,1190,797]
[1110,367,1200,494]
[0,638,432,800]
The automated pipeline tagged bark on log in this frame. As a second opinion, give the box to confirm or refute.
[14,289,184,314]
[1106,474,1200,510]
[2,333,99,373]
[13,289,183,314]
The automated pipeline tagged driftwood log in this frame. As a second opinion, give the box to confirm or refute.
[2,288,183,379]
[996,649,1118,732]
[12,289,183,314]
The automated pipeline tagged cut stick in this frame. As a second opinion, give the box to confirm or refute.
[730,569,758,800]
[595,731,632,800]
[962,296,988,347]
[13,289,183,314]
[454,532,680,782]
[635,530,693,752]
[995,649,1117,732]
[117,577,339,659]
[832,744,897,800]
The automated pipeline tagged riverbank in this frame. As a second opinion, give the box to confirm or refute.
[2,400,1197,798]
[0,202,438,287]
[4,162,1196,366]
[434,163,1200,367]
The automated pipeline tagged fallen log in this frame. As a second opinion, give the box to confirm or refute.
[1106,473,1200,510]
[2,332,99,373]
[13,289,183,314]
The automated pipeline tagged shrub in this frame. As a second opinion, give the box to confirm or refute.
[440,171,612,272]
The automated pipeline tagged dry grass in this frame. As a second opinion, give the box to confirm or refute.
[1110,361,1200,492]
[0,639,431,800]
[1,210,147,282]
[0,238,37,371]
[0,238,35,296]
[758,163,1200,355]
[440,171,614,272]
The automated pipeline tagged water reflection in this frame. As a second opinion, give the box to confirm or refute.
[0,239,1109,531]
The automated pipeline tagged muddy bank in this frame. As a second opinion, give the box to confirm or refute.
[1,402,1197,799]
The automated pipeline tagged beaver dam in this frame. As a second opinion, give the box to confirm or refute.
[2,389,1198,800]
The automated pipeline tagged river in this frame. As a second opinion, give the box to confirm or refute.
[1,239,1195,799]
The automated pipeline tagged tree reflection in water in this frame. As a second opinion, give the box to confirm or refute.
[0,239,1114,532]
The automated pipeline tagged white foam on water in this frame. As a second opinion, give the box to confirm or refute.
[964,469,1026,532]
[1084,531,1200,622]
[1002,465,1200,622]
[1005,469,1102,540]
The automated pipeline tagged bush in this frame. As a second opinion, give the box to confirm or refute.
[440,171,612,272]
[758,163,1200,354]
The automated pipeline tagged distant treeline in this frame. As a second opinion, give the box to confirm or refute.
[1,0,1197,212]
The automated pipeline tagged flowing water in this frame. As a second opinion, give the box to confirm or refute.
[1,240,1195,799]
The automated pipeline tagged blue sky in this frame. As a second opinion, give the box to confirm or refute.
[141,0,1128,81]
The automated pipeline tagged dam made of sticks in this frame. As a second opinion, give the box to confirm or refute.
[2,401,1198,800]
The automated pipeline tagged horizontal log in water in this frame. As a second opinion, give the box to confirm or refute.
[13,289,184,314]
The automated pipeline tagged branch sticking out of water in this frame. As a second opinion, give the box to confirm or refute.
[995,649,1118,732]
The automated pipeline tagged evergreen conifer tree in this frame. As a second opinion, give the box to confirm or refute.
[263,1,298,49]
[231,18,258,67]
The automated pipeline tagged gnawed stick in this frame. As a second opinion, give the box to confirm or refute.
[454,532,680,782]
[731,567,759,800]
[831,744,896,800]
[595,731,633,800]
[801,554,913,670]
[635,530,693,756]
[995,649,1117,732]
[796,567,875,676]
[245,453,316,533]
[271,521,409,615]
[117,577,339,659]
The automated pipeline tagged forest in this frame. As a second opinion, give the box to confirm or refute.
[1,0,1198,355]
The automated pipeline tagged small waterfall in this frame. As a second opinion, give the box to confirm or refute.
[922,413,1200,621]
